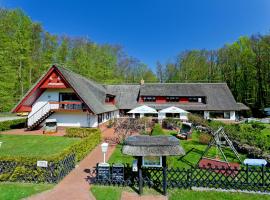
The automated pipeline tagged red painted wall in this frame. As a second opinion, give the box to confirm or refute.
[156,96,166,103]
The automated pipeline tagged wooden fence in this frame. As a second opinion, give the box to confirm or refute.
[93,164,270,195]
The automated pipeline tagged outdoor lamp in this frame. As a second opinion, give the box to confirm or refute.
[101,142,109,163]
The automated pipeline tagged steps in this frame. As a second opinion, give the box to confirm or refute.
[27,102,56,130]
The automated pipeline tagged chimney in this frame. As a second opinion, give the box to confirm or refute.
[140,79,145,85]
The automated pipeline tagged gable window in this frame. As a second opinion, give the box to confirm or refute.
[143,96,156,102]
[59,93,80,102]
[166,96,179,102]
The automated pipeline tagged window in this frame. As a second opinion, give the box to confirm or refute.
[166,96,179,102]
[105,95,115,103]
[143,96,156,102]
[98,114,102,123]
[142,156,162,167]
[59,93,79,101]
[188,97,198,102]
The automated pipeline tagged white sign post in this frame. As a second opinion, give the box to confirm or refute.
[101,143,109,163]
[37,161,48,168]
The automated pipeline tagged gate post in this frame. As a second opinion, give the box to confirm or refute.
[162,156,167,195]
[138,156,143,195]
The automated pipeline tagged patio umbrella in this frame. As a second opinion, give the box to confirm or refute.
[127,105,158,114]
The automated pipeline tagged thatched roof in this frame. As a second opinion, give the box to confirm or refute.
[105,84,140,109]
[122,135,185,156]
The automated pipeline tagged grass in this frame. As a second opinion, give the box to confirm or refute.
[261,124,270,137]
[0,112,17,117]
[109,130,246,168]
[0,182,53,200]
[90,185,270,200]
[0,134,80,157]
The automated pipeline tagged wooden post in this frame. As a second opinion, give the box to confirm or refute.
[262,164,265,187]
[138,156,143,195]
[162,156,167,195]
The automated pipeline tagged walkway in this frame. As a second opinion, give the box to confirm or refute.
[1,127,66,136]
[27,127,116,200]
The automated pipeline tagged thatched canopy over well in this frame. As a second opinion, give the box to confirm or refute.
[122,135,185,156]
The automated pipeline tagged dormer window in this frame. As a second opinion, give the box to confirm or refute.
[166,96,179,102]
[105,94,115,104]
[143,96,156,102]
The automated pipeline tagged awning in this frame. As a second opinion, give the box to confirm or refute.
[159,106,189,114]
[127,105,158,114]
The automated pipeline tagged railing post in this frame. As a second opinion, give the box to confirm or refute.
[162,156,167,196]
[245,164,249,186]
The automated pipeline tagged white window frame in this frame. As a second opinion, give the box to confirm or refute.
[142,156,162,168]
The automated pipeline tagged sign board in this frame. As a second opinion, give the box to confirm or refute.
[37,161,48,168]
[98,163,110,181]
[142,156,162,167]
[112,163,124,181]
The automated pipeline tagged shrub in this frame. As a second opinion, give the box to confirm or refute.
[151,123,164,136]
[162,118,181,129]
[65,127,99,138]
[188,114,208,127]
[0,118,26,131]
[199,133,212,144]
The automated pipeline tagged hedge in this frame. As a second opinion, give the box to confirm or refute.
[0,128,101,183]
[0,118,26,131]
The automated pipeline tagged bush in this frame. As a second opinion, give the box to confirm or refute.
[0,128,101,183]
[188,114,208,127]
[151,123,164,136]
[162,118,181,129]
[65,127,99,138]
[199,133,212,144]
[0,118,26,131]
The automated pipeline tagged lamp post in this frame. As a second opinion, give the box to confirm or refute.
[101,142,109,163]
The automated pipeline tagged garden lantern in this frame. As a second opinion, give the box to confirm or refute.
[101,142,109,163]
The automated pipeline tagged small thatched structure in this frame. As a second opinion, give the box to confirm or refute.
[122,135,185,156]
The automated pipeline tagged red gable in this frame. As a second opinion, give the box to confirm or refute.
[13,66,71,113]
[40,71,68,89]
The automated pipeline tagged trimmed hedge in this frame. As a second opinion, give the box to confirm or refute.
[0,128,101,183]
[0,118,26,131]
[68,128,101,162]
[65,127,99,138]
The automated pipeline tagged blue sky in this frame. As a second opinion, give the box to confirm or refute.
[1,0,270,69]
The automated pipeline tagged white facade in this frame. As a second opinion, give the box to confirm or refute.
[29,88,74,116]
[28,88,118,128]
[204,111,236,121]
[44,112,98,127]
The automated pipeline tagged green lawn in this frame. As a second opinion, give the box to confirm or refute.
[109,130,246,168]
[0,134,80,157]
[90,185,270,200]
[0,182,53,200]
[262,124,270,137]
